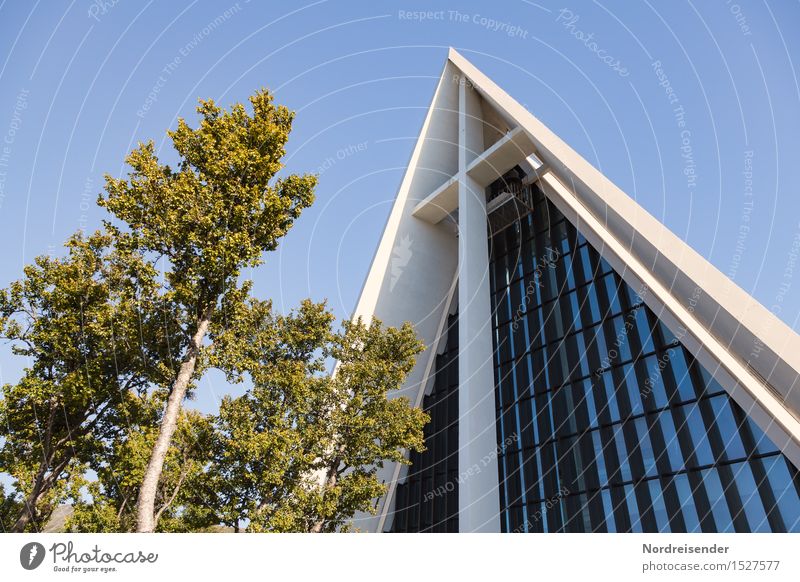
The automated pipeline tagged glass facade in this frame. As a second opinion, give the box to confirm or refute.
[388,177,800,534]
[391,312,459,532]
[489,182,800,533]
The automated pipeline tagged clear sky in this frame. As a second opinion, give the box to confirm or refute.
[1,0,799,414]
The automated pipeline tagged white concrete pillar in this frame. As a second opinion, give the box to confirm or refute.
[457,75,502,532]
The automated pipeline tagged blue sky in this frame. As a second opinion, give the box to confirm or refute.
[1,0,799,413]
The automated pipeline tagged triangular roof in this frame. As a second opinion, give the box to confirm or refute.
[352,48,800,532]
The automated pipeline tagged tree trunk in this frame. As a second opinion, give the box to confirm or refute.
[12,461,48,532]
[12,446,71,533]
[309,461,339,533]
[12,492,38,532]
[12,402,59,532]
[135,316,210,533]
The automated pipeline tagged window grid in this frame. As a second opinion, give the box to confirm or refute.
[489,185,800,533]
[390,313,459,533]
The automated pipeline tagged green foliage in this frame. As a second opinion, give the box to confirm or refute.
[67,396,215,533]
[201,302,428,532]
[64,303,427,534]
[302,316,428,532]
[200,299,334,532]
[0,87,429,534]
[99,90,316,324]
[0,232,172,531]
[0,483,21,531]
[97,89,317,531]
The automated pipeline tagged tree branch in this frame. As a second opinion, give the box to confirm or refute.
[153,463,190,525]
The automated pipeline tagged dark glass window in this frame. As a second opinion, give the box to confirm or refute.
[390,312,459,532]
[489,183,800,532]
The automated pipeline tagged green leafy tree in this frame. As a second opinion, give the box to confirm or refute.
[0,232,170,532]
[201,298,334,532]
[0,483,21,532]
[1,87,429,535]
[201,300,428,532]
[304,317,427,532]
[67,396,215,533]
[99,90,316,532]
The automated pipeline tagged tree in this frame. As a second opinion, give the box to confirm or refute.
[67,396,215,533]
[304,316,427,532]
[67,298,427,533]
[201,298,334,532]
[0,232,170,532]
[0,483,21,532]
[202,299,428,532]
[99,90,316,532]
[1,87,428,534]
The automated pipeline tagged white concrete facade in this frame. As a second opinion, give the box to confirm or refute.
[456,76,501,532]
[350,49,800,533]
